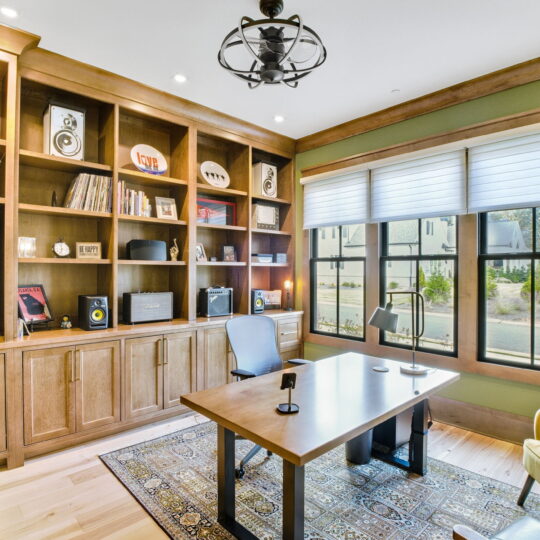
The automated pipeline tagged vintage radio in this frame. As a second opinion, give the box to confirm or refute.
[252,162,277,198]
[44,103,85,160]
[78,295,108,331]
[199,287,233,317]
[127,239,167,261]
[252,202,280,231]
[123,292,173,324]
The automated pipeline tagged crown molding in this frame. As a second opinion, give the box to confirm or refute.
[0,24,39,56]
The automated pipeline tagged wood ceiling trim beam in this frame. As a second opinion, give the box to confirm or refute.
[296,57,540,154]
[301,108,540,178]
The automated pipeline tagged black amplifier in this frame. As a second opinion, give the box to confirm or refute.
[199,287,233,317]
[123,292,173,324]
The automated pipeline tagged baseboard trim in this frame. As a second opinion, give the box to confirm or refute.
[429,395,533,445]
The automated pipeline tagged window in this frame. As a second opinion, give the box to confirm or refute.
[380,217,458,355]
[310,224,366,340]
[479,208,540,369]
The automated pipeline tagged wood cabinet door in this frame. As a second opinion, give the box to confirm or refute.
[163,331,196,409]
[75,341,121,432]
[198,327,230,390]
[0,354,5,452]
[23,346,76,445]
[125,335,163,419]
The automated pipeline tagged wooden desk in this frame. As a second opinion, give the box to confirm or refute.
[181,352,459,540]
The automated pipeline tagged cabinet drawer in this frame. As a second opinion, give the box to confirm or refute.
[278,317,301,350]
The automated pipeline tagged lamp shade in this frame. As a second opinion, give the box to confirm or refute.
[368,303,398,333]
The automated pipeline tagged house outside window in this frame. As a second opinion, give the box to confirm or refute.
[380,216,458,355]
[310,224,366,340]
[479,208,540,370]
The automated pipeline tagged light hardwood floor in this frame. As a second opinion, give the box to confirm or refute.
[0,415,537,539]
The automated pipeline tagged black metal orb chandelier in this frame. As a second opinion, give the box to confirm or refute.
[218,0,327,89]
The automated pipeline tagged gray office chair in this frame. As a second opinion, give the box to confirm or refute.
[225,315,309,478]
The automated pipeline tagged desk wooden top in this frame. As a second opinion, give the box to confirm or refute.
[181,353,459,466]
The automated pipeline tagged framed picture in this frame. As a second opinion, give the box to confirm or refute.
[155,197,178,220]
[76,242,101,259]
[195,242,207,262]
[17,285,53,324]
[18,237,36,258]
[197,197,236,226]
[222,245,237,262]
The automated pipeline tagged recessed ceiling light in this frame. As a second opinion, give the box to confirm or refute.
[274,115,285,123]
[391,88,400,93]
[0,6,18,18]
[173,73,187,84]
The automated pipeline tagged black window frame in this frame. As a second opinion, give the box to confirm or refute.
[478,208,539,371]
[380,217,459,357]
[309,225,366,341]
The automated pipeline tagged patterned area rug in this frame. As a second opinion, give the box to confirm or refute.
[100,421,540,539]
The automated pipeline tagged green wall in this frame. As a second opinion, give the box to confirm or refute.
[296,81,540,419]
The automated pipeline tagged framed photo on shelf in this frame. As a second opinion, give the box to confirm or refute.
[17,285,53,324]
[155,197,178,220]
[222,245,237,262]
[195,242,207,262]
[196,197,236,226]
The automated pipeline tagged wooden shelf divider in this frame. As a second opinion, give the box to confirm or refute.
[196,183,248,197]
[197,223,247,232]
[197,261,247,267]
[19,258,112,265]
[118,214,187,226]
[251,228,292,236]
[119,167,188,187]
[118,260,186,266]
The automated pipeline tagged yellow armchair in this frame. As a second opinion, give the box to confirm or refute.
[518,408,540,506]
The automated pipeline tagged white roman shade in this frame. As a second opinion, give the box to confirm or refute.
[370,150,466,222]
[469,132,540,212]
[302,169,369,229]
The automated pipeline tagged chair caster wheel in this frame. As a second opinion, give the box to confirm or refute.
[235,468,245,479]
[266,450,273,457]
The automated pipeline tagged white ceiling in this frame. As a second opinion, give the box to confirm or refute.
[5,0,540,139]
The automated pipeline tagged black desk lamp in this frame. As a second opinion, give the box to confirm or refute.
[369,292,429,375]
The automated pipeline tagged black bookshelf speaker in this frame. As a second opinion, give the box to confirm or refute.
[78,295,108,331]
[251,289,265,314]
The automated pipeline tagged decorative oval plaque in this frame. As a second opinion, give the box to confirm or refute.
[130,144,167,175]
[200,161,231,188]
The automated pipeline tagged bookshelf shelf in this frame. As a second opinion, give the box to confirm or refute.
[251,228,292,236]
[118,214,187,226]
[197,261,247,267]
[18,203,112,219]
[119,168,188,188]
[19,257,112,265]
[19,149,112,173]
[251,262,290,267]
[197,223,247,232]
[196,183,248,197]
[252,194,291,205]
[118,260,186,266]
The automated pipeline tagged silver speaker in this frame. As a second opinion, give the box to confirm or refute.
[44,104,85,160]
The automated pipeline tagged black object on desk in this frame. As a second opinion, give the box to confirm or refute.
[277,372,299,414]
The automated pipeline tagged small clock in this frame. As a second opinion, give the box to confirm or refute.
[52,238,70,258]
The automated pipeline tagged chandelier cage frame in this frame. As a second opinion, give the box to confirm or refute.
[218,13,327,89]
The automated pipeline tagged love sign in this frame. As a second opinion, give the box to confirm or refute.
[130,144,167,175]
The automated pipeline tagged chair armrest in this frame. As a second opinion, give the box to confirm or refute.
[535,409,540,440]
[286,359,311,365]
[452,525,488,540]
[231,369,256,380]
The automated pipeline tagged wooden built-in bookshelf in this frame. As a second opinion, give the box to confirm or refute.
[0,52,297,341]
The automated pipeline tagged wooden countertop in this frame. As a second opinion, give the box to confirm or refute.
[181,352,460,466]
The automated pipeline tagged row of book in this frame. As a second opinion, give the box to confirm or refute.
[117,180,152,217]
[63,173,113,212]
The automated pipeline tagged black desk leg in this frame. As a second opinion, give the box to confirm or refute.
[217,426,235,523]
[283,460,305,540]
[409,399,428,475]
[217,426,259,540]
